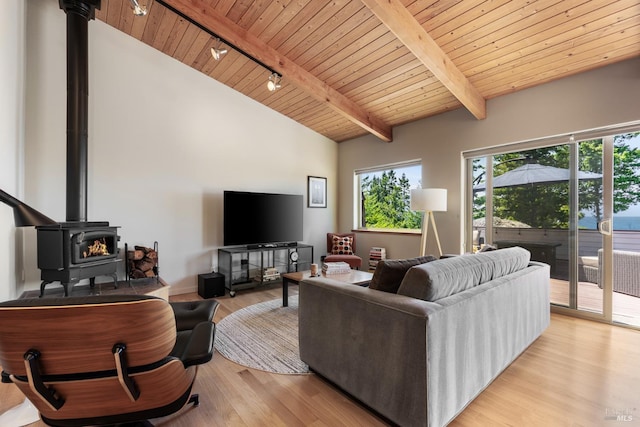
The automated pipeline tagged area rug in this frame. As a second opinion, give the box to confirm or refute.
[214,296,310,374]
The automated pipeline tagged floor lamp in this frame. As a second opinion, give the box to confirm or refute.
[0,189,55,427]
[411,188,447,258]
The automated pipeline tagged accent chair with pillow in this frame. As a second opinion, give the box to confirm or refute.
[324,232,362,269]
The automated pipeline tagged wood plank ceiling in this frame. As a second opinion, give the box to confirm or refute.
[95,0,640,142]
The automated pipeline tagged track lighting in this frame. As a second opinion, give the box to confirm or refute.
[267,73,282,92]
[154,0,283,93]
[210,39,228,61]
[129,0,147,16]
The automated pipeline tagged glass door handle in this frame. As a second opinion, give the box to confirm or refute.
[598,219,612,236]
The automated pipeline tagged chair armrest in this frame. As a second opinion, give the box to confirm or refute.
[171,322,215,368]
[170,300,219,332]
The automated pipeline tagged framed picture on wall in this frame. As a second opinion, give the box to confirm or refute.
[308,176,327,208]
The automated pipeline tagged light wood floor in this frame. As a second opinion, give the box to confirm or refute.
[1,282,640,426]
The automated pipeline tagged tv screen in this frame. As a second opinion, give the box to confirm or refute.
[223,191,303,246]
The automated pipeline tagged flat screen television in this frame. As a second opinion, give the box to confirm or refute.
[223,191,303,247]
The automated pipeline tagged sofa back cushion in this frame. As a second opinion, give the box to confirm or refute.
[397,247,531,301]
[369,255,437,293]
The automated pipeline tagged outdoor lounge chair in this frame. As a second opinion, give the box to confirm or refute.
[580,249,640,298]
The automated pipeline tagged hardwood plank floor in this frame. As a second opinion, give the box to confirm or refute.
[1,282,639,426]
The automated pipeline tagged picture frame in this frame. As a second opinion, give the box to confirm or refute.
[308,176,327,208]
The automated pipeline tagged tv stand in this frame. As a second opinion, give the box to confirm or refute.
[218,243,313,297]
[246,242,297,250]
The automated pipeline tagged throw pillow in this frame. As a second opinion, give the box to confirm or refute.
[331,235,353,255]
[369,255,437,294]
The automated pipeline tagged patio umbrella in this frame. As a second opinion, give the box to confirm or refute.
[473,163,602,191]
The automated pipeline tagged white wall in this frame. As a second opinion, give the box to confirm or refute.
[0,0,26,301]
[20,0,336,295]
[339,58,640,261]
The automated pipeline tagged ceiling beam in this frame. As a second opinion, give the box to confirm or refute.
[160,0,393,142]
[360,0,486,120]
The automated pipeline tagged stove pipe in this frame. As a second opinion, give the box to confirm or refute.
[59,0,101,222]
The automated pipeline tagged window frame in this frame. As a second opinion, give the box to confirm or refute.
[354,159,423,233]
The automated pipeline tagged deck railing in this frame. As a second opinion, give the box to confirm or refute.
[475,227,640,259]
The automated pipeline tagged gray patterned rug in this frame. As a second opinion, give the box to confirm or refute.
[214,296,310,374]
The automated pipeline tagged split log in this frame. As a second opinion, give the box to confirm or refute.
[130,269,146,279]
[137,258,155,272]
[129,250,144,261]
[128,244,158,279]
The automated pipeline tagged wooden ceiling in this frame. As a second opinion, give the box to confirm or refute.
[95,0,640,142]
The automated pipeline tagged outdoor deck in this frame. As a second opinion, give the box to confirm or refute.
[550,279,640,327]
[550,258,640,327]
[474,227,640,326]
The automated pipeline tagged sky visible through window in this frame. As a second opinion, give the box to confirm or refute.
[361,164,422,190]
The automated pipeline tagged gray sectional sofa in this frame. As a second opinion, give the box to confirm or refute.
[298,247,550,427]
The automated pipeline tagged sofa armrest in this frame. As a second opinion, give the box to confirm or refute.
[298,277,442,426]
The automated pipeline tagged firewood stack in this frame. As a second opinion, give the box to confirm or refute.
[128,245,158,279]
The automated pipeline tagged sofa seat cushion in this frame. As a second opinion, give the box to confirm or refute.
[397,247,531,301]
[369,255,437,293]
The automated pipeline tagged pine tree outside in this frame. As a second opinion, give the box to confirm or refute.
[357,163,422,230]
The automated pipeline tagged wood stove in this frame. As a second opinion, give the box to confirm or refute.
[34,0,123,297]
[37,222,120,296]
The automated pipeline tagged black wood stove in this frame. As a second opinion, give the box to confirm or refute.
[37,222,120,296]
[36,0,123,297]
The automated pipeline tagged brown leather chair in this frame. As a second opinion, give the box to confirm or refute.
[324,232,362,269]
[0,294,218,427]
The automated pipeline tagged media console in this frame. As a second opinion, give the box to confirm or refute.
[218,243,313,297]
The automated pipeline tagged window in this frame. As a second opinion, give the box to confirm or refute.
[355,160,422,231]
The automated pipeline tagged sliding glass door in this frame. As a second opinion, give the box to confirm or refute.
[610,134,640,327]
[466,130,640,328]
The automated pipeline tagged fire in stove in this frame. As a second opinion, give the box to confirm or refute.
[84,238,110,258]
[36,221,121,297]
[37,221,120,270]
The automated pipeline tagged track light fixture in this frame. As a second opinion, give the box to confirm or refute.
[154,0,283,93]
[129,0,147,16]
[267,73,282,92]
[210,39,228,61]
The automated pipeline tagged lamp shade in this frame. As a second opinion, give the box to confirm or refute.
[0,189,56,227]
[410,188,447,212]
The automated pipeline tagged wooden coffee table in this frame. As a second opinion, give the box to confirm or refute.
[281,270,373,307]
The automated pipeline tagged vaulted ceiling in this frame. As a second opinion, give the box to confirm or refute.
[95,0,640,142]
